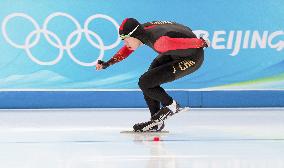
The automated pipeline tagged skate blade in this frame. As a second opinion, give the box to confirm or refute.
[179,107,190,113]
[170,107,190,116]
[120,130,169,134]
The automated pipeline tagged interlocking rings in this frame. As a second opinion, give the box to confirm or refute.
[1,12,121,66]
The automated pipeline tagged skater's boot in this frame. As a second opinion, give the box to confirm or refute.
[151,100,182,122]
[148,121,165,132]
[133,120,162,132]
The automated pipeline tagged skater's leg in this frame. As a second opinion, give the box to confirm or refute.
[133,55,173,132]
[144,94,160,117]
[142,54,173,116]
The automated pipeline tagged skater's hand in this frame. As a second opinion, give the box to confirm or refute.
[200,37,210,48]
[96,60,109,70]
[96,62,103,70]
[204,39,210,48]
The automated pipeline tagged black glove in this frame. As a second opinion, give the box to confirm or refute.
[200,37,209,48]
[97,60,110,69]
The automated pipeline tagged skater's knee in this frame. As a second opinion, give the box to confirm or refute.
[138,75,148,90]
[139,73,155,90]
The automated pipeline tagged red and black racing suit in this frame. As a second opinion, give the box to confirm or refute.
[107,21,205,117]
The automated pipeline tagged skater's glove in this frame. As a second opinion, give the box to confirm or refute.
[200,37,210,48]
[97,60,110,69]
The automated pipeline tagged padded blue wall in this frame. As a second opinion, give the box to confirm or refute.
[0,91,283,109]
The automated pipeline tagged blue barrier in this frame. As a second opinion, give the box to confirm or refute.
[0,91,283,109]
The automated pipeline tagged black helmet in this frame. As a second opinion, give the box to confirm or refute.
[119,18,145,40]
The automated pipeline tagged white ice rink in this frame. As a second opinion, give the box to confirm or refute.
[0,108,284,168]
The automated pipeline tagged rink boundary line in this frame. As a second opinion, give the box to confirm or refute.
[83,154,283,160]
[1,107,284,111]
[1,89,284,91]
[0,127,128,132]
[85,155,234,159]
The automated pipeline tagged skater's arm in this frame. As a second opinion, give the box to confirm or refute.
[105,45,134,66]
[153,32,208,53]
[96,45,134,70]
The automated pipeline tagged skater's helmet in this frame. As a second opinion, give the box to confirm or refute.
[119,18,145,41]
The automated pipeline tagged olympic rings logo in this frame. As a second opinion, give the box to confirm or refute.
[1,12,121,66]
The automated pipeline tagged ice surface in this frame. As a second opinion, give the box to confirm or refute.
[0,108,283,168]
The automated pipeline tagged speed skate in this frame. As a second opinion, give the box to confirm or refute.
[121,107,190,133]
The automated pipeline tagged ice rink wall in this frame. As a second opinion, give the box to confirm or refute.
[1,0,284,108]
